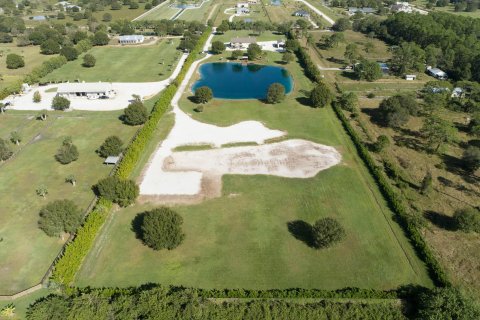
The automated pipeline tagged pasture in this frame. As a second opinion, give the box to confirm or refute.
[0,110,137,295]
[42,38,182,83]
[75,51,432,291]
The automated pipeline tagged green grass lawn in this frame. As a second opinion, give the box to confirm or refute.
[176,0,216,22]
[0,110,138,295]
[0,43,55,89]
[213,30,285,43]
[42,38,182,83]
[139,5,181,20]
[75,51,432,291]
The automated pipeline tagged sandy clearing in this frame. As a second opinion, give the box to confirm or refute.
[166,139,341,178]
[6,53,189,111]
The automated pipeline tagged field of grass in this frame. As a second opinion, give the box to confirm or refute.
[411,0,480,18]
[42,38,182,83]
[0,110,138,295]
[213,30,285,43]
[176,0,217,22]
[0,43,54,89]
[75,51,432,291]
[139,5,180,20]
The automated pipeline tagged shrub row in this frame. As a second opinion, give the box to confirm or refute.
[331,102,449,287]
[23,56,67,85]
[51,198,112,286]
[287,32,322,83]
[50,27,213,287]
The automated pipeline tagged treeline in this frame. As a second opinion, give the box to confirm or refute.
[353,12,480,81]
[26,286,406,320]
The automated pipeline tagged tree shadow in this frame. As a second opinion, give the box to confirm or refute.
[361,107,383,126]
[340,71,357,80]
[424,210,457,231]
[287,220,315,248]
[393,135,425,152]
[295,96,311,107]
[131,212,145,241]
[187,96,197,103]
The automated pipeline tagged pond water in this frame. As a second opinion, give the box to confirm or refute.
[192,63,293,100]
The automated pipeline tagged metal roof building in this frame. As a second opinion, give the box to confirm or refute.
[57,82,116,99]
[118,35,144,45]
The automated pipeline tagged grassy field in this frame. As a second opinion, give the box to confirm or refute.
[0,110,138,295]
[176,0,217,22]
[42,38,182,83]
[213,30,285,42]
[139,5,181,20]
[410,0,480,18]
[75,51,432,291]
[0,43,54,89]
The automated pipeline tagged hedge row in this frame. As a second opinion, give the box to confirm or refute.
[51,198,112,286]
[287,32,322,83]
[331,102,449,287]
[50,27,212,287]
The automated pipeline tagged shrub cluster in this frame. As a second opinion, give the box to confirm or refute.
[331,101,449,287]
[23,56,67,84]
[94,176,139,207]
[287,32,322,83]
[139,207,185,250]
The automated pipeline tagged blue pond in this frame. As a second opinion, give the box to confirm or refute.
[192,63,293,100]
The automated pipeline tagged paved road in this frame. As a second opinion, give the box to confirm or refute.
[296,0,335,25]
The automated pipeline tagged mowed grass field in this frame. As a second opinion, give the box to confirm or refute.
[176,0,217,22]
[42,38,182,83]
[75,51,432,290]
[139,5,181,20]
[0,111,137,295]
[0,43,54,89]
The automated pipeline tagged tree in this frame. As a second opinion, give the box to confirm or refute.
[82,54,96,67]
[416,287,480,319]
[247,43,262,60]
[454,207,480,233]
[462,146,480,173]
[124,100,148,125]
[38,199,82,237]
[421,115,457,153]
[129,1,139,9]
[311,217,346,249]
[469,112,480,137]
[139,207,185,250]
[55,137,79,164]
[216,20,229,34]
[336,92,358,112]
[33,91,41,103]
[10,131,21,145]
[231,50,243,60]
[310,82,333,108]
[354,60,382,81]
[93,31,109,46]
[379,94,418,127]
[94,176,139,207]
[420,171,433,194]
[59,46,78,61]
[390,42,425,75]
[65,174,76,186]
[210,40,225,54]
[266,83,285,104]
[6,53,24,69]
[102,13,112,22]
[57,12,65,19]
[324,32,344,48]
[0,138,13,161]
[40,39,61,55]
[344,43,360,64]
[36,185,48,198]
[282,52,294,64]
[98,136,123,157]
[52,96,70,111]
[332,17,351,31]
[194,86,213,104]
[373,135,390,152]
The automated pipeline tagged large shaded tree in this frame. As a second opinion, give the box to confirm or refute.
[310,82,333,108]
[123,100,148,125]
[421,115,457,153]
[55,137,79,164]
[98,136,123,157]
[95,176,139,207]
[416,287,480,320]
[38,199,82,237]
[311,217,346,249]
[266,83,285,104]
[378,94,418,127]
[139,207,185,250]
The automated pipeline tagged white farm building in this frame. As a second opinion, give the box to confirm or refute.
[57,83,116,99]
[118,35,145,45]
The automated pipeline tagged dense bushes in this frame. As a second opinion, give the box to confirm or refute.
[38,200,82,237]
[286,32,322,83]
[266,83,285,104]
[52,96,71,111]
[194,86,213,104]
[123,100,148,125]
[312,218,346,249]
[454,207,480,233]
[24,56,67,84]
[55,137,79,164]
[0,138,13,161]
[331,101,449,287]
[98,136,123,157]
[94,176,139,207]
[138,207,185,250]
[6,53,24,69]
[26,286,406,320]
[415,287,480,319]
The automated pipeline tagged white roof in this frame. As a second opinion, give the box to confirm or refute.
[104,156,120,164]
[428,68,447,76]
[118,35,144,41]
[57,82,113,93]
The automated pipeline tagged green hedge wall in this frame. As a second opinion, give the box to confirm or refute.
[331,102,449,287]
[50,27,212,287]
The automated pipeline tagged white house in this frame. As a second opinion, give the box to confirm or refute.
[391,2,412,13]
[293,10,310,17]
[427,67,448,80]
[405,74,416,81]
[118,35,144,45]
[237,2,249,8]
[57,82,116,99]
[230,36,256,50]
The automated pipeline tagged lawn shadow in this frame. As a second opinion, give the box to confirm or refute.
[340,71,357,80]
[131,212,145,241]
[424,210,457,231]
[287,220,315,248]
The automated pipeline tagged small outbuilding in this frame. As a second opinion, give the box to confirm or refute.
[348,7,377,15]
[31,15,47,21]
[104,156,120,165]
[118,35,145,45]
[405,74,416,81]
[57,82,116,99]
[230,36,257,49]
[293,10,310,17]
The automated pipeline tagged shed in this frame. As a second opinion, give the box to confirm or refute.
[348,7,377,14]
[293,10,310,17]
[31,15,47,21]
[57,82,116,99]
[405,74,416,81]
[104,156,120,165]
[427,67,447,80]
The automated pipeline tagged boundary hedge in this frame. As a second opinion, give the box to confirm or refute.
[50,27,212,287]
[331,102,449,287]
